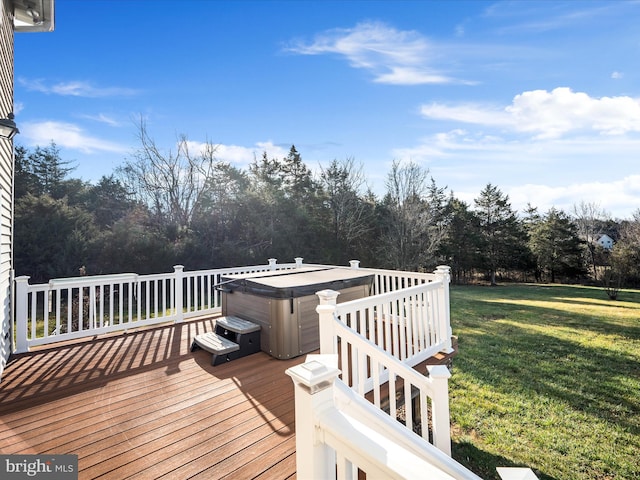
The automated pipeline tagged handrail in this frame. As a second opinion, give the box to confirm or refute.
[287,356,481,480]
[329,314,452,453]
[331,379,481,479]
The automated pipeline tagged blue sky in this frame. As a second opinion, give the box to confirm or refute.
[13,0,640,219]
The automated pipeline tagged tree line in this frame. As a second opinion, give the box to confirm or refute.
[14,131,640,293]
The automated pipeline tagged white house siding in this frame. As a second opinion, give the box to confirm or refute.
[0,0,14,381]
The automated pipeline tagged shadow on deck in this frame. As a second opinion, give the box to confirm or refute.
[0,317,303,479]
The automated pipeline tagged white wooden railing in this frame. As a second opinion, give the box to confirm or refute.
[314,266,454,452]
[13,258,454,354]
[320,265,453,364]
[13,257,305,353]
[287,356,481,480]
[284,265,475,479]
[289,266,537,479]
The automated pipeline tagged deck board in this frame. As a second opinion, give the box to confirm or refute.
[0,317,302,479]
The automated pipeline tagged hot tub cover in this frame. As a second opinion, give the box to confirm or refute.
[221,267,374,299]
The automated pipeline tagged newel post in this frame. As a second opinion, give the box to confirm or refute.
[316,289,339,355]
[295,257,304,268]
[268,258,277,270]
[286,359,341,480]
[173,265,184,323]
[434,265,454,353]
[349,260,360,269]
[427,364,452,456]
[14,276,30,353]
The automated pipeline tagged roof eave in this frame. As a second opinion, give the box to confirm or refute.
[13,0,55,33]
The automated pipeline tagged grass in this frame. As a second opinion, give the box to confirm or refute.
[448,283,640,480]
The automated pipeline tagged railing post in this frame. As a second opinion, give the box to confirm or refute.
[286,358,341,480]
[316,289,339,354]
[14,276,30,353]
[427,364,452,456]
[268,258,277,270]
[174,265,184,323]
[295,257,303,268]
[434,265,454,353]
[349,260,360,269]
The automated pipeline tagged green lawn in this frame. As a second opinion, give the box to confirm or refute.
[448,284,640,480]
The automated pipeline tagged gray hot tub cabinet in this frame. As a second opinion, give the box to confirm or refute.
[220,267,373,359]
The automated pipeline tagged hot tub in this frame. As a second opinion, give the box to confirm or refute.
[220,267,373,359]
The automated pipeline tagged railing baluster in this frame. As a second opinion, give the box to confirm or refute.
[77,287,83,332]
[389,370,397,422]
[109,284,115,324]
[186,275,192,314]
[30,290,37,340]
[341,333,350,386]
[399,299,407,361]
[412,293,420,353]
[421,389,429,443]
[135,282,140,322]
[357,348,366,395]
[404,379,412,429]
[98,285,104,328]
[127,281,133,323]
[162,277,166,317]
[372,357,381,408]
[119,282,124,325]
[145,280,150,321]
[200,274,205,310]
[192,275,198,313]
[156,278,161,318]
[383,303,391,354]
[43,290,49,337]
[66,288,72,333]
[55,289,60,335]
[89,285,96,329]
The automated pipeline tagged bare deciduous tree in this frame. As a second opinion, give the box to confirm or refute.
[572,201,610,280]
[118,117,219,233]
[380,160,445,271]
[320,157,373,251]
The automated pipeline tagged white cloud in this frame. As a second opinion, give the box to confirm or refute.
[611,71,623,79]
[79,113,122,127]
[394,128,640,169]
[508,176,640,219]
[420,103,511,128]
[287,21,463,85]
[420,87,640,138]
[392,127,640,219]
[483,1,620,34]
[374,67,455,85]
[18,78,139,97]
[13,102,24,115]
[21,121,129,154]
[507,88,640,137]
[184,140,290,166]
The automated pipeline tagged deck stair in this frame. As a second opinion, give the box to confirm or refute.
[191,316,261,365]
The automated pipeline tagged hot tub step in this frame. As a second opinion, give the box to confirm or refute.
[215,316,261,359]
[191,332,241,365]
[216,315,261,334]
[191,317,262,366]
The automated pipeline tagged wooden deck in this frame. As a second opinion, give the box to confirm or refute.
[0,317,304,479]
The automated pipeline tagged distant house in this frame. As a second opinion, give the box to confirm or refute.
[596,234,614,250]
